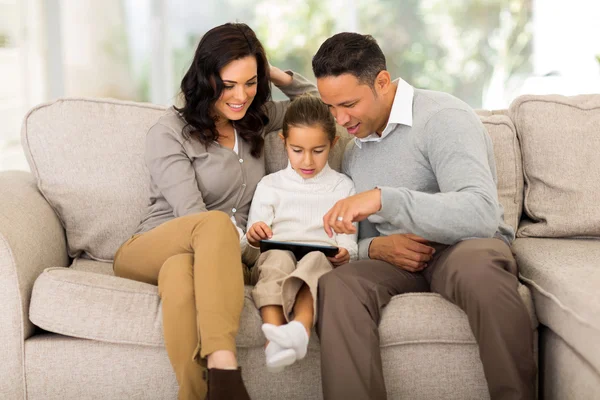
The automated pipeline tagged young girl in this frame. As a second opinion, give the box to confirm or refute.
[241,95,358,372]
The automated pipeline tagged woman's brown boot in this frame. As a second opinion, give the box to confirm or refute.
[206,368,251,400]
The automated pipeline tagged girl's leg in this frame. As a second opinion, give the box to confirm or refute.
[251,249,296,333]
[263,251,333,361]
[251,250,297,313]
[291,284,315,335]
[260,305,287,327]
[250,250,298,372]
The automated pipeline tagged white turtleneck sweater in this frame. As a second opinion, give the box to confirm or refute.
[241,163,358,266]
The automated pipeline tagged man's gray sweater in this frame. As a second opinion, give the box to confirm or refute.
[343,88,514,259]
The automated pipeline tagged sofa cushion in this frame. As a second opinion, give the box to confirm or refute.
[513,238,600,375]
[25,334,178,400]
[509,94,600,238]
[29,259,537,351]
[538,327,600,400]
[477,113,524,231]
[22,98,166,262]
[22,98,351,263]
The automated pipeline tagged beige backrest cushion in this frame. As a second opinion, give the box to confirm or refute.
[476,112,524,231]
[509,94,600,238]
[22,98,166,261]
[22,98,351,262]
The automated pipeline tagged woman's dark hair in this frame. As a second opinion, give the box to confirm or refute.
[282,95,337,143]
[175,23,270,158]
[312,32,386,88]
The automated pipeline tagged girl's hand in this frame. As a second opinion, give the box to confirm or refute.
[269,65,293,87]
[328,247,350,267]
[247,222,273,247]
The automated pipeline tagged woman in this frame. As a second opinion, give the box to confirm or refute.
[113,22,317,400]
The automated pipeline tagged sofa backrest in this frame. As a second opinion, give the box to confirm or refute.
[476,110,524,231]
[21,98,351,261]
[22,97,525,263]
[509,94,600,238]
[22,99,165,261]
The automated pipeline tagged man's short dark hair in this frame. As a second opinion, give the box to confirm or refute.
[312,32,387,87]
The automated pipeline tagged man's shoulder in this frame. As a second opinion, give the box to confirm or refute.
[413,88,475,121]
[412,89,482,139]
[414,88,470,109]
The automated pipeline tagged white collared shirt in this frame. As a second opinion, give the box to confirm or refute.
[355,78,414,148]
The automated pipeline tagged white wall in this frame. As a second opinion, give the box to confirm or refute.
[525,0,600,95]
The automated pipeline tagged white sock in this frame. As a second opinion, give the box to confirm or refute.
[264,340,296,372]
[262,321,309,360]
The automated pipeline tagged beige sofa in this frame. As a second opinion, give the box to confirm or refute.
[0,95,598,399]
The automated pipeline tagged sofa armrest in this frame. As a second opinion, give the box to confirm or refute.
[0,170,69,399]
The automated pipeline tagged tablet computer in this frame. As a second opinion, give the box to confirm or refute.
[259,240,339,260]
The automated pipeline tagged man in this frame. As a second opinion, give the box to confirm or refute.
[312,32,535,399]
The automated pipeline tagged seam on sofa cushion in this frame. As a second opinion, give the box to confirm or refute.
[43,268,158,295]
[390,292,443,300]
[518,274,599,332]
[28,314,162,347]
[380,339,477,348]
[0,233,28,399]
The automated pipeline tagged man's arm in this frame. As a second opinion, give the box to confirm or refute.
[376,108,499,244]
[357,219,379,260]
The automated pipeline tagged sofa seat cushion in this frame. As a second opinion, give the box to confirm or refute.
[30,259,537,351]
[29,264,266,349]
[513,238,600,375]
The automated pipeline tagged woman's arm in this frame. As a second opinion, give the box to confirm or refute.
[146,123,208,218]
[262,66,319,133]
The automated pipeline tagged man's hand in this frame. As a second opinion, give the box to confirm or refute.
[327,247,350,267]
[246,222,273,247]
[323,189,382,237]
[369,234,435,272]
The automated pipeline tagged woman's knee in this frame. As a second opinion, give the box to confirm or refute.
[188,210,238,239]
[158,254,194,300]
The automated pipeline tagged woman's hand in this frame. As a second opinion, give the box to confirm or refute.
[269,65,293,87]
[327,247,350,267]
[246,221,273,247]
